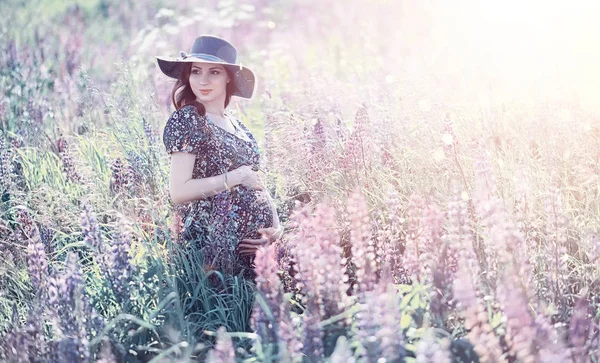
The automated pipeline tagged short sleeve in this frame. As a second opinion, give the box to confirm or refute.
[163,105,207,155]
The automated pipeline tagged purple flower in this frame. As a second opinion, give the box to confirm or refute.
[544,186,569,309]
[340,106,373,180]
[252,245,285,345]
[95,337,117,363]
[142,117,157,147]
[109,157,133,197]
[569,289,590,361]
[329,336,356,363]
[47,253,90,362]
[1,306,47,362]
[106,217,135,299]
[356,283,405,361]
[453,261,503,362]
[81,200,104,254]
[403,194,426,281]
[300,300,324,360]
[347,188,376,295]
[206,326,236,363]
[252,244,303,359]
[416,329,452,363]
[57,135,82,183]
[290,201,351,318]
[0,130,13,191]
[497,273,536,362]
[27,233,48,292]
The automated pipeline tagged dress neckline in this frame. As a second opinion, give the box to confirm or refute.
[205,113,253,143]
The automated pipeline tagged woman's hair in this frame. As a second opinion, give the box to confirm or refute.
[171,62,235,115]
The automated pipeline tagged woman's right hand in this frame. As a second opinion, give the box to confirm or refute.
[232,165,264,191]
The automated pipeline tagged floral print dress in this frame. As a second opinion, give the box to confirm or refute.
[163,104,274,279]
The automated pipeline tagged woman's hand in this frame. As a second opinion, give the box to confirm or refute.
[231,165,264,191]
[238,227,284,257]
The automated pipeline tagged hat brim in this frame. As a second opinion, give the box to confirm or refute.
[155,56,256,99]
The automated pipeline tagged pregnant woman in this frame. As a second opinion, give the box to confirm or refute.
[157,35,282,280]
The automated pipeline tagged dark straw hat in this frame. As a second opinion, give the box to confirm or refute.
[156,35,255,98]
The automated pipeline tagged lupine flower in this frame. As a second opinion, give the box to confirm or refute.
[300,300,324,361]
[329,336,356,363]
[472,155,502,288]
[544,186,569,309]
[513,168,532,233]
[356,283,405,361]
[252,244,302,360]
[80,200,116,286]
[382,189,408,283]
[81,200,104,254]
[109,157,133,196]
[306,116,333,186]
[38,223,54,252]
[27,230,48,292]
[95,336,117,363]
[416,329,452,363]
[57,135,82,183]
[374,213,393,278]
[47,253,90,363]
[448,186,503,363]
[107,217,135,299]
[0,130,13,191]
[278,312,303,361]
[497,273,536,363]
[403,194,426,281]
[341,106,373,179]
[533,313,570,363]
[1,306,47,362]
[569,289,590,362]
[206,326,236,363]
[126,151,146,187]
[453,262,502,363]
[142,117,157,148]
[420,201,445,291]
[252,245,285,345]
[473,156,535,299]
[15,206,36,242]
[292,201,351,318]
[347,188,377,295]
[442,113,459,157]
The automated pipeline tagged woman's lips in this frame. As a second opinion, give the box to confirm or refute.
[199,89,212,95]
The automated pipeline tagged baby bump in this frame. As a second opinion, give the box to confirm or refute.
[231,187,274,240]
[209,187,273,242]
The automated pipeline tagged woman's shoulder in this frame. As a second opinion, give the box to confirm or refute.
[168,104,207,127]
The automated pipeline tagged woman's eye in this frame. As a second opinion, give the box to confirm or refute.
[192,70,200,74]
[211,70,220,75]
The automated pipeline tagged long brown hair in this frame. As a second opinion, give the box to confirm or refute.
[171,62,235,115]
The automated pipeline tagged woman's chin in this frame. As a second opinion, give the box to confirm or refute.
[195,93,224,105]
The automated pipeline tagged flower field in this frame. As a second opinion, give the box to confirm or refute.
[1,0,600,362]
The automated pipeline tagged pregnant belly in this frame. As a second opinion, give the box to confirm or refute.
[211,186,274,242]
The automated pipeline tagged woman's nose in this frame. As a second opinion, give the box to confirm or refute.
[199,73,209,84]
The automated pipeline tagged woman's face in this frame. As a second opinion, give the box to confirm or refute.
[188,62,230,105]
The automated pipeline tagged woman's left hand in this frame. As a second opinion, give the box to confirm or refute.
[238,227,283,257]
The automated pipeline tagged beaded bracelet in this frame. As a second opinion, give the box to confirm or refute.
[223,172,230,190]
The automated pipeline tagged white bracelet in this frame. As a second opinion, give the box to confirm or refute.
[223,173,230,190]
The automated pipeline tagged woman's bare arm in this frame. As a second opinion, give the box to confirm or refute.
[168,152,266,205]
[168,152,243,204]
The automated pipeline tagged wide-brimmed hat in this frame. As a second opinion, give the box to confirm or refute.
[156,35,255,99]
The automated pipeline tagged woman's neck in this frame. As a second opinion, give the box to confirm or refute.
[203,101,226,118]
